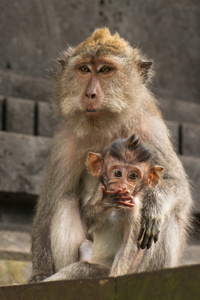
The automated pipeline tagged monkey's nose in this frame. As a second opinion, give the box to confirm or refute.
[85,93,96,99]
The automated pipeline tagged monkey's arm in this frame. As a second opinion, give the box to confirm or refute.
[82,184,111,231]
[82,185,133,231]
[29,199,54,283]
[138,170,192,250]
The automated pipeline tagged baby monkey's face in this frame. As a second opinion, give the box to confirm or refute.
[104,157,151,194]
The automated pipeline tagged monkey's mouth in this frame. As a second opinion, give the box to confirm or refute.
[86,109,101,113]
[85,109,102,117]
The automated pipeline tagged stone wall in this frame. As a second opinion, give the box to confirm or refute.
[0,0,199,102]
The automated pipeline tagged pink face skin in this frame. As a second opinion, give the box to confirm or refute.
[102,158,151,208]
[104,157,150,192]
[87,152,163,208]
[75,58,118,118]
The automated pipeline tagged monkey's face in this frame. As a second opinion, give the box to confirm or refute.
[57,54,139,124]
[56,28,153,135]
[104,158,150,195]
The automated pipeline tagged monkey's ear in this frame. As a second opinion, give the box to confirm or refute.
[87,152,102,178]
[137,60,153,83]
[148,166,164,189]
[58,47,75,69]
[58,59,66,68]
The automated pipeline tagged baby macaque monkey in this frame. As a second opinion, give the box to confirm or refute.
[44,135,163,281]
[81,134,164,270]
[87,134,163,209]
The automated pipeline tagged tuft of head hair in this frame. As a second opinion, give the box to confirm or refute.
[124,134,140,151]
[75,27,131,56]
[103,134,152,165]
[125,134,152,163]
[58,28,154,83]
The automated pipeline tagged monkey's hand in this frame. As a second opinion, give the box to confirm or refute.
[28,273,49,283]
[102,186,134,208]
[138,216,160,250]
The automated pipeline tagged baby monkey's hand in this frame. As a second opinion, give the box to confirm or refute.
[101,186,134,208]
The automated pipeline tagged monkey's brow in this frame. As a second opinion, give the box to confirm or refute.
[97,64,105,71]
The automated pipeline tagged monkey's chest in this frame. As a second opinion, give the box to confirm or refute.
[92,211,127,267]
[79,171,99,206]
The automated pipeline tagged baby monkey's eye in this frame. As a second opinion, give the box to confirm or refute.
[114,170,122,177]
[100,66,112,73]
[129,173,138,181]
[80,66,90,73]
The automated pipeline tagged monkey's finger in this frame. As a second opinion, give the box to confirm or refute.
[146,222,160,249]
[151,220,160,244]
[118,201,134,207]
[140,221,152,249]
[138,223,146,242]
[114,189,123,195]
[118,196,133,201]
[146,236,154,249]
[101,186,107,195]
[153,230,160,244]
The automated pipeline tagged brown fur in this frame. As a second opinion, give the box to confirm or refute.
[29,28,193,283]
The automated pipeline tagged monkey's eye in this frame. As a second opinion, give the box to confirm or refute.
[128,173,138,181]
[100,66,112,73]
[114,170,122,177]
[80,66,90,73]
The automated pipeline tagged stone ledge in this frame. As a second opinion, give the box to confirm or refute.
[181,156,200,212]
[5,97,35,135]
[0,130,199,212]
[0,260,32,287]
[117,264,200,300]
[0,96,58,138]
[0,229,31,261]
[159,98,200,125]
[182,123,200,157]
[0,265,199,299]
[0,70,50,102]
[165,120,179,153]
[0,131,51,196]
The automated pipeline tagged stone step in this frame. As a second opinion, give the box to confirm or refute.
[0,96,57,137]
[0,225,31,261]
[166,120,200,158]
[0,224,32,286]
[0,259,32,286]
[0,130,199,212]
[0,70,50,102]
[180,156,200,213]
[0,70,200,127]
[0,0,200,104]
[1,264,200,299]
[0,96,200,157]
[0,223,199,286]
[0,131,51,196]
[159,98,200,126]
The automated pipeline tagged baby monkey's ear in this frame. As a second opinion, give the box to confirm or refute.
[86,152,102,178]
[147,166,164,189]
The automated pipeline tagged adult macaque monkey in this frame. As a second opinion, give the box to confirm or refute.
[29,28,192,283]
[44,135,164,281]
